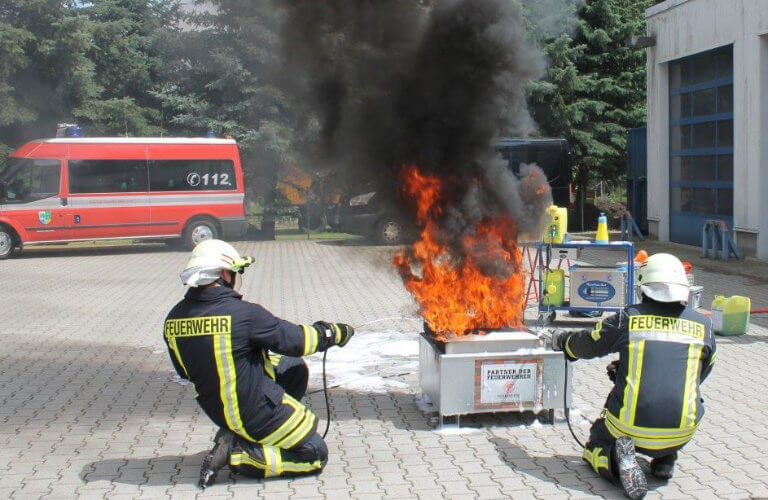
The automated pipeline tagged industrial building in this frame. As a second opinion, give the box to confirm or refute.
[645,0,768,258]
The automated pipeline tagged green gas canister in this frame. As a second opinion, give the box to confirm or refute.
[542,269,565,307]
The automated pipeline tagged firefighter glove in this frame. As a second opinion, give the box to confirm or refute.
[606,359,619,382]
[314,322,355,349]
[551,329,568,352]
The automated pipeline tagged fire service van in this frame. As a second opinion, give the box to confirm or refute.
[0,138,248,259]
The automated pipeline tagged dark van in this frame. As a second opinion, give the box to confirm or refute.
[338,137,573,245]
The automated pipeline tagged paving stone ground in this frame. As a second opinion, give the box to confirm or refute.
[1,239,767,499]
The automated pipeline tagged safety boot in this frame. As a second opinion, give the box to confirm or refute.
[198,428,235,489]
[613,437,647,499]
[650,452,677,480]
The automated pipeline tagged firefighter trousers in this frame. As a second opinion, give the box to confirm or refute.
[228,355,328,479]
[583,418,682,481]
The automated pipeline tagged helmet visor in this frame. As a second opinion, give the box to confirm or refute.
[640,283,689,304]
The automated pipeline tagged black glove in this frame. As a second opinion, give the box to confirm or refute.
[314,321,355,349]
[551,329,569,352]
[606,359,619,382]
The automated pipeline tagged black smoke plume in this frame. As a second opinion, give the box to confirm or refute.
[280,0,554,275]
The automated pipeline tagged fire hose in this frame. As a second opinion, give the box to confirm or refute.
[315,316,421,439]
[537,242,587,448]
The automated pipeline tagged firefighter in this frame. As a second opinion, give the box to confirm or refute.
[163,239,355,488]
[553,253,715,500]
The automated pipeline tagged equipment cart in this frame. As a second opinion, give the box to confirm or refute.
[537,241,635,324]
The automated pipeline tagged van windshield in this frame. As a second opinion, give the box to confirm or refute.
[0,158,61,203]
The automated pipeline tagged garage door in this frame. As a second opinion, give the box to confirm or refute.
[669,46,733,245]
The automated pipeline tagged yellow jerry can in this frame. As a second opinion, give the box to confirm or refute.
[543,205,568,244]
[711,295,750,336]
[542,269,566,307]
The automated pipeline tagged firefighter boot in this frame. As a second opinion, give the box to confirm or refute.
[650,452,677,480]
[199,428,235,489]
[613,437,647,500]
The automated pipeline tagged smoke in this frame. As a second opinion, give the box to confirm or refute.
[516,0,586,39]
[280,0,555,275]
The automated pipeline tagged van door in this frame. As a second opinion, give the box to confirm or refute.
[0,158,70,243]
[67,159,151,240]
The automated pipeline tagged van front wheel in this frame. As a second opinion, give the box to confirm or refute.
[0,227,17,260]
[184,218,219,249]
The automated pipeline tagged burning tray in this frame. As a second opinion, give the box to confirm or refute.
[419,328,571,426]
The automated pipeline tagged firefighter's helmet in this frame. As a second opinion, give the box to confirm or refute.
[180,239,253,287]
[636,253,689,304]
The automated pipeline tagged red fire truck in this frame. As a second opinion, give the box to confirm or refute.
[0,138,248,259]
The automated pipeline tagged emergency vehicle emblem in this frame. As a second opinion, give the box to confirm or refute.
[38,211,52,225]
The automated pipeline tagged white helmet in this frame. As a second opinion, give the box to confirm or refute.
[636,253,689,304]
[180,239,254,287]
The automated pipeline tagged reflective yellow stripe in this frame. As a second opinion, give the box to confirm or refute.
[168,337,189,378]
[606,411,697,439]
[680,343,703,428]
[275,397,316,448]
[270,354,283,368]
[331,324,342,344]
[605,420,692,450]
[264,445,281,477]
[621,340,645,425]
[564,336,577,359]
[213,333,255,442]
[260,395,307,446]
[230,452,266,469]
[591,320,603,341]
[279,410,316,449]
[262,350,276,380]
[301,325,318,355]
[582,447,609,472]
[709,350,717,366]
[282,460,323,473]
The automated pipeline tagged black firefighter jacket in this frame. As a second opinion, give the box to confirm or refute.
[163,286,325,448]
[564,300,716,450]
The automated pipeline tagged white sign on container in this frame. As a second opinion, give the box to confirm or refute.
[479,361,538,405]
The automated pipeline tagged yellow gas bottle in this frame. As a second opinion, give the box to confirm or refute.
[711,295,751,336]
[542,269,565,307]
[595,212,609,244]
[543,205,568,244]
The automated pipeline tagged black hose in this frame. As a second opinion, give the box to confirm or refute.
[321,349,331,439]
[563,354,585,449]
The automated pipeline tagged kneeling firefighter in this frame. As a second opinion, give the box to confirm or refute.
[163,240,355,488]
[553,253,715,499]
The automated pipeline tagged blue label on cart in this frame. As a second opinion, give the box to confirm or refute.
[577,281,616,303]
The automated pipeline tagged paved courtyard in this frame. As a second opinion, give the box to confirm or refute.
[1,239,768,499]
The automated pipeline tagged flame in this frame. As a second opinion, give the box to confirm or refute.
[394,165,525,339]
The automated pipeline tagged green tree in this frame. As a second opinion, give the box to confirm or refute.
[156,0,293,238]
[0,0,178,159]
[73,0,179,136]
[527,0,651,192]
[0,1,97,157]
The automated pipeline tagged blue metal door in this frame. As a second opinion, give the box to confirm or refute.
[669,46,733,245]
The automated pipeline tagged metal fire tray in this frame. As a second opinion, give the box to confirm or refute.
[419,329,572,426]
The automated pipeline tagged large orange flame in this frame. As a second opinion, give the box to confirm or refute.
[394,165,525,339]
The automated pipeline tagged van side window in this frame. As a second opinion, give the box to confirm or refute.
[149,160,236,191]
[0,159,60,203]
[69,160,148,193]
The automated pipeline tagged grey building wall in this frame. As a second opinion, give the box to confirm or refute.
[646,0,768,258]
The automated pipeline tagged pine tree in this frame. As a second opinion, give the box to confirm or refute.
[527,0,651,192]
[0,0,98,157]
[155,0,295,238]
[72,0,179,136]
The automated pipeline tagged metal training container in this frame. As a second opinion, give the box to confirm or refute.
[419,328,572,426]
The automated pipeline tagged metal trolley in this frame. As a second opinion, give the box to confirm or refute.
[536,241,635,324]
